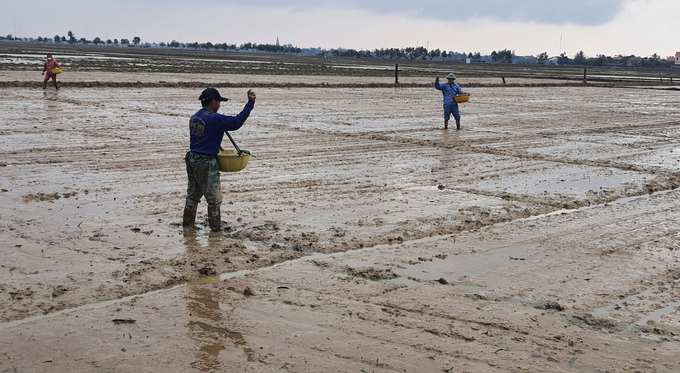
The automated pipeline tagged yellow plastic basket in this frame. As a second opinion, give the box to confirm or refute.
[454,93,470,103]
[216,149,250,172]
[51,68,63,74]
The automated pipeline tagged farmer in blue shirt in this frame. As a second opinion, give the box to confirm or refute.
[183,87,256,231]
[434,73,469,129]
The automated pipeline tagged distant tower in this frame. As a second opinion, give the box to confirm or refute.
[276,37,279,47]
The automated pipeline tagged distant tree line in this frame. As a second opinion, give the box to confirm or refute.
[184,41,237,51]
[535,50,676,68]
[0,31,676,68]
[239,42,302,54]
[0,31,301,54]
[332,46,469,61]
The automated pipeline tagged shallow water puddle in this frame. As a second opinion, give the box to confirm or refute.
[339,243,541,288]
[1,189,676,330]
[0,236,457,330]
[592,279,680,326]
[476,166,640,197]
[398,243,540,287]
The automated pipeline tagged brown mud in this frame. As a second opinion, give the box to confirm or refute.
[1,70,680,372]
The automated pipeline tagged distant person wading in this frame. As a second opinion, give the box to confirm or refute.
[183,88,257,232]
[42,54,61,90]
[434,73,469,129]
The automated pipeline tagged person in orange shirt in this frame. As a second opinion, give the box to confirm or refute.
[42,54,61,90]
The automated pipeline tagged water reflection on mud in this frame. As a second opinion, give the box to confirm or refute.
[182,227,255,368]
[186,286,254,371]
[183,225,229,252]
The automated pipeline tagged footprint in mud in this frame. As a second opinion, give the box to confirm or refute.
[22,190,79,203]
[8,287,35,301]
[51,285,69,298]
[344,266,400,281]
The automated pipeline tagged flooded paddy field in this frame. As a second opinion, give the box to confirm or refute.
[4,42,680,84]
[1,69,680,372]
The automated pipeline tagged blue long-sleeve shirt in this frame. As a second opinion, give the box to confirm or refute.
[189,101,254,155]
[434,80,468,105]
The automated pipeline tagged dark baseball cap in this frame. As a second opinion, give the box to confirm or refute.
[199,88,228,102]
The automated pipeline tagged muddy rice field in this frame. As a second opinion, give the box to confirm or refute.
[1,69,680,372]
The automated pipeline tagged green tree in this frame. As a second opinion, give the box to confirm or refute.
[54,35,61,43]
[557,52,571,65]
[67,30,76,44]
[93,37,102,45]
[413,46,427,59]
[132,36,140,45]
[121,38,129,45]
[537,52,549,63]
[573,50,586,65]
[493,49,513,63]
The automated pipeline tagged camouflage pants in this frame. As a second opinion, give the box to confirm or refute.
[185,151,222,210]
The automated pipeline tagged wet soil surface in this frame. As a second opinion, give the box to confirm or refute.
[1,72,680,372]
[0,70,571,88]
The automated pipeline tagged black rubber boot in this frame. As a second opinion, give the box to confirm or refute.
[208,205,221,232]
[183,204,197,227]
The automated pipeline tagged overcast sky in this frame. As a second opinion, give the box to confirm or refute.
[2,0,677,58]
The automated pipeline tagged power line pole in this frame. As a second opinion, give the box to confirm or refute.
[559,35,562,55]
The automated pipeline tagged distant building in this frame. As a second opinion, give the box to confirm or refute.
[276,37,279,47]
[626,57,641,67]
[676,52,680,65]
